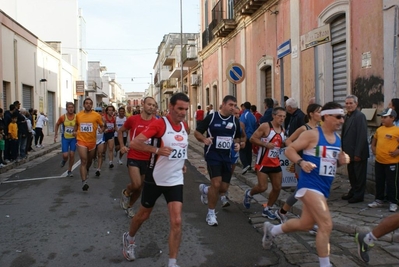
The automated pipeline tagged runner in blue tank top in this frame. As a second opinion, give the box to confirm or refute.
[194,95,241,226]
[261,102,350,267]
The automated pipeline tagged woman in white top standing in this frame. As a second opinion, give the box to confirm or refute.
[35,112,48,148]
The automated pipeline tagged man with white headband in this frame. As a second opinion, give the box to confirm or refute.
[341,95,369,203]
[261,102,350,267]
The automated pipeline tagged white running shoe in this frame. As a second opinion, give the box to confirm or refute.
[118,159,123,165]
[221,196,230,208]
[120,189,130,210]
[275,209,288,224]
[199,184,208,205]
[206,213,218,226]
[262,222,274,249]
[126,207,135,218]
[368,200,383,208]
[389,203,398,212]
[122,232,136,261]
[309,224,318,235]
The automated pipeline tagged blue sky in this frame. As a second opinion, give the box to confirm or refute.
[79,0,200,92]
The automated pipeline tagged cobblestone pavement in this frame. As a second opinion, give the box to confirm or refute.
[188,134,399,266]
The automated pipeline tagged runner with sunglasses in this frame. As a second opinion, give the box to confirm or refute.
[261,102,350,267]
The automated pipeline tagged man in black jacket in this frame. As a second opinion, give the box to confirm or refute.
[341,95,369,203]
[17,108,29,160]
[285,98,305,137]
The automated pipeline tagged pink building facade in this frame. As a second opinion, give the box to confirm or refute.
[197,0,397,117]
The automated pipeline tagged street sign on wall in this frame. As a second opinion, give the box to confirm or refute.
[277,39,291,59]
[300,24,331,51]
[226,63,245,84]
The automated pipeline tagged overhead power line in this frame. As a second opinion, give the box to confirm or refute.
[62,47,156,51]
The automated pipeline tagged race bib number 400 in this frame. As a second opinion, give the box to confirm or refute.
[80,123,93,133]
[216,136,232,150]
[319,158,336,177]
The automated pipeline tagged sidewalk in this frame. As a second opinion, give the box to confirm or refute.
[188,133,399,244]
[0,132,60,174]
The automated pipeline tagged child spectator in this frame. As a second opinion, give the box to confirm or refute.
[369,108,399,212]
[8,114,18,161]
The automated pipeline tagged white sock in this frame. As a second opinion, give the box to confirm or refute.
[318,256,330,267]
[127,235,135,243]
[364,232,377,245]
[168,258,177,267]
[271,224,284,236]
[208,209,215,215]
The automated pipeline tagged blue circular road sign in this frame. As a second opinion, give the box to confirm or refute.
[226,63,245,84]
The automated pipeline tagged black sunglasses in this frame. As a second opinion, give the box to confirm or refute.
[329,114,344,120]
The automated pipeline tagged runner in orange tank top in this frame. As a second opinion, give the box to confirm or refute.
[74,98,104,191]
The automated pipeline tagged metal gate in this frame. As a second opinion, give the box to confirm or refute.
[331,14,347,107]
[22,85,32,109]
[47,91,55,133]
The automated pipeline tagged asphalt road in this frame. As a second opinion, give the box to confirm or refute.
[0,150,287,267]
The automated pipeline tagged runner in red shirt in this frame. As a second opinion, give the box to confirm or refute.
[118,97,156,218]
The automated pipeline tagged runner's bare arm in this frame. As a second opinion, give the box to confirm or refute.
[118,125,128,153]
[194,130,213,145]
[250,123,270,148]
[131,133,172,157]
[285,130,317,173]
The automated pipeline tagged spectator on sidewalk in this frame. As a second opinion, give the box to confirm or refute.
[285,98,305,137]
[35,112,48,148]
[4,104,16,162]
[8,114,18,161]
[251,105,262,127]
[194,105,204,126]
[240,102,257,174]
[25,108,35,153]
[0,126,5,167]
[260,98,274,124]
[207,104,214,116]
[17,108,29,160]
[368,108,399,212]
[251,104,262,155]
[388,98,399,126]
[341,95,369,203]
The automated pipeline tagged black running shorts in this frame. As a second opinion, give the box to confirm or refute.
[141,183,183,208]
[127,158,148,175]
[207,162,232,183]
